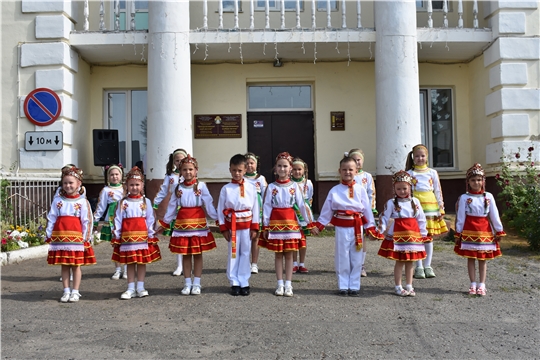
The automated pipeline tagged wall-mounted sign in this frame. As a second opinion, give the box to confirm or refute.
[194,114,242,139]
[331,112,345,131]
[24,131,63,151]
[24,88,62,126]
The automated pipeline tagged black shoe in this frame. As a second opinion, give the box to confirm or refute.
[240,286,250,296]
[231,286,241,296]
[339,290,348,296]
[348,290,359,297]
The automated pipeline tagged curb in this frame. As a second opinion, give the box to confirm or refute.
[1,244,49,266]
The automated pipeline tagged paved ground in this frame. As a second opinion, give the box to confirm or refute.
[1,234,539,359]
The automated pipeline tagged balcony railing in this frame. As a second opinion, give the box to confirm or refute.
[80,0,483,33]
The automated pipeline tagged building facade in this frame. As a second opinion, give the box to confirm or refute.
[1,0,539,217]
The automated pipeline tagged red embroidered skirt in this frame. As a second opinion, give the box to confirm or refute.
[47,216,96,266]
[378,218,426,262]
[111,217,161,264]
[454,216,502,260]
[258,208,306,252]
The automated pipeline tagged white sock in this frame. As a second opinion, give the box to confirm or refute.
[478,282,485,289]
[405,284,413,291]
[362,251,367,266]
[185,278,192,287]
[123,265,127,272]
[424,242,433,267]
[136,281,145,291]
[285,280,292,287]
[63,287,71,293]
[299,263,304,267]
[71,289,80,295]
[416,259,424,268]
[470,282,477,288]
[395,285,403,291]
[127,282,135,291]
[277,279,284,287]
[193,277,201,286]
[115,267,121,272]
[293,261,298,267]
[176,254,183,268]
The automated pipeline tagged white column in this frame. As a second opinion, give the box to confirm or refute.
[374,1,421,207]
[147,0,192,181]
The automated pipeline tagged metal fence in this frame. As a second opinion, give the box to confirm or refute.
[1,176,59,225]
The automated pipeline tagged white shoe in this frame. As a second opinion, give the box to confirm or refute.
[191,285,201,295]
[59,277,62,282]
[60,292,70,303]
[284,285,294,297]
[111,270,121,280]
[172,267,183,276]
[137,289,149,298]
[250,263,259,274]
[181,285,192,295]
[122,271,128,279]
[68,292,81,302]
[275,285,284,296]
[120,289,136,300]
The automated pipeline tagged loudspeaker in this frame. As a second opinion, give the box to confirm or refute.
[93,129,119,166]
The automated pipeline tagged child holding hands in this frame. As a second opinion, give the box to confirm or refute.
[313,157,381,296]
[112,167,161,300]
[377,170,429,297]
[159,155,218,295]
[46,166,96,302]
[454,163,505,296]
[259,152,316,297]
[218,154,260,296]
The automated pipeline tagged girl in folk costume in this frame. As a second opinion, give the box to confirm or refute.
[454,163,505,296]
[313,157,381,296]
[45,166,96,303]
[112,167,161,300]
[153,148,187,276]
[291,157,314,274]
[158,155,218,296]
[405,144,448,279]
[258,152,316,297]
[244,152,267,275]
[93,164,126,280]
[377,170,429,297]
[347,148,377,278]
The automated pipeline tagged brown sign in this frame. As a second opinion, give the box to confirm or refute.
[194,114,242,139]
[331,112,345,131]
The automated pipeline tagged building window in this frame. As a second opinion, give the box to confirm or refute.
[317,0,338,11]
[254,0,304,11]
[248,85,312,110]
[416,1,451,11]
[222,1,243,12]
[115,0,149,30]
[104,90,147,169]
[419,88,454,169]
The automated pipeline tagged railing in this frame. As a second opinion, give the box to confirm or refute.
[80,0,481,33]
[1,176,59,225]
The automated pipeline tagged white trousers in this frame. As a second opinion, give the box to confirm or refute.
[335,226,364,291]
[226,228,252,287]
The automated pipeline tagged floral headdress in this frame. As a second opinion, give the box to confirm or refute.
[466,163,485,192]
[62,166,83,182]
[180,154,198,169]
[125,167,144,182]
[275,152,293,165]
[392,170,413,186]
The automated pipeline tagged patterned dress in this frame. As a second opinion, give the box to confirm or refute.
[153,171,182,209]
[46,193,96,266]
[245,173,267,229]
[160,180,218,255]
[291,177,315,235]
[93,184,124,241]
[355,170,377,214]
[454,191,505,260]
[111,195,161,264]
[377,197,428,262]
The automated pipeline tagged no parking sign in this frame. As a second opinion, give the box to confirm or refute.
[23,88,62,126]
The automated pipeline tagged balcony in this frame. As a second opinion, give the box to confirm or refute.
[70,0,492,64]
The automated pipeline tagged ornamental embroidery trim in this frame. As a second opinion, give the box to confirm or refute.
[108,191,115,198]
[73,203,82,216]
[56,201,63,210]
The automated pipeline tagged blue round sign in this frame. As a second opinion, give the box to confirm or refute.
[23,88,62,126]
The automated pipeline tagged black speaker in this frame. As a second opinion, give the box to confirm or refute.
[93,129,119,166]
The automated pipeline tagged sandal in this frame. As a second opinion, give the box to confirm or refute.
[468,286,477,295]
[407,288,416,297]
[395,288,409,297]
[476,287,486,296]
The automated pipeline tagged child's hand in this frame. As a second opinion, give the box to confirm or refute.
[310,227,320,236]
[264,230,269,240]
[155,225,164,234]
[250,230,258,240]
[222,230,231,242]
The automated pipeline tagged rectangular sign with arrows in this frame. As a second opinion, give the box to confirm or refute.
[24,131,63,151]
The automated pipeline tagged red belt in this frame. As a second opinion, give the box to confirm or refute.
[336,211,364,251]
[223,209,250,259]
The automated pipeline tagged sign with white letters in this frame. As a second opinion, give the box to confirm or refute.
[24,131,63,151]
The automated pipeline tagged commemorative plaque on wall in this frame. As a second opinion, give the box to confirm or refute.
[330,111,345,131]
[194,114,242,139]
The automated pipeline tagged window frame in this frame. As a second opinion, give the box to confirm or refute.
[247,84,313,112]
[111,0,149,30]
[222,1,243,12]
[316,0,338,12]
[103,89,148,169]
[254,0,304,12]
[416,1,453,12]
[420,87,456,171]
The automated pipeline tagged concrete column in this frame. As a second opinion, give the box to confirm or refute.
[146,0,192,210]
[374,1,421,211]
